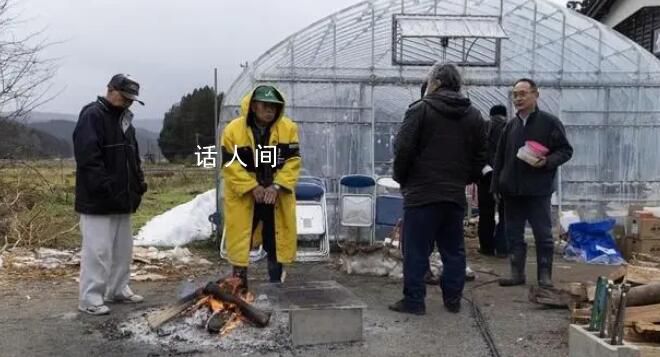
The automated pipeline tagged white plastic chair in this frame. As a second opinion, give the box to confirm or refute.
[337,174,377,246]
[295,176,330,261]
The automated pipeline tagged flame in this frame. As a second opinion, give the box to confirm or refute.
[242,291,255,303]
[219,313,242,336]
[209,298,225,312]
[193,296,210,309]
[186,278,261,337]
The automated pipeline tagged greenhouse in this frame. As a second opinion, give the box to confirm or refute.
[220,0,660,216]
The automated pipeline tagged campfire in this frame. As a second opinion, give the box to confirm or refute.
[147,277,271,336]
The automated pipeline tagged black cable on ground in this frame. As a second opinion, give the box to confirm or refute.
[462,278,503,357]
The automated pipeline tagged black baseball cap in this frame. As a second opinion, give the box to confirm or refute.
[108,74,144,105]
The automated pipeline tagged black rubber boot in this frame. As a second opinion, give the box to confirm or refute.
[499,249,526,287]
[537,249,554,288]
[232,266,248,291]
[388,299,426,315]
[267,258,283,283]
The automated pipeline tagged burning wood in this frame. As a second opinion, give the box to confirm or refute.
[146,277,271,336]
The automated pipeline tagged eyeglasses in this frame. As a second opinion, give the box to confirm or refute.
[512,90,536,99]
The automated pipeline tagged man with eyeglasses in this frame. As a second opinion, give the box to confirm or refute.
[491,78,573,288]
[74,74,147,315]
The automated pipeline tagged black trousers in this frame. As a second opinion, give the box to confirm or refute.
[252,204,282,281]
[402,202,466,308]
[503,195,554,266]
[253,204,276,257]
[478,172,508,255]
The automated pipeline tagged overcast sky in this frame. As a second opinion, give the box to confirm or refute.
[17,0,568,119]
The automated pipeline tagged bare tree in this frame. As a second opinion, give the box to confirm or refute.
[0,0,57,122]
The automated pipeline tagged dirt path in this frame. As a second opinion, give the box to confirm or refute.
[0,255,614,357]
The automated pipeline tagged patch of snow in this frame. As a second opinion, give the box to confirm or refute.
[134,190,217,247]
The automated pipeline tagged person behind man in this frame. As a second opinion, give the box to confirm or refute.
[74,74,148,315]
[477,104,509,258]
[492,78,573,288]
[221,85,301,289]
[390,63,487,315]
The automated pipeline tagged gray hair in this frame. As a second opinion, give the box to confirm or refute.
[426,62,462,93]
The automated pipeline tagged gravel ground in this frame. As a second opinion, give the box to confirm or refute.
[0,249,616,357]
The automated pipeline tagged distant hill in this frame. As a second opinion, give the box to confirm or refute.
[27,120,164,161]
[132,118,163,133]
[27,120,77,152]
[25,111,78,123]
[0,119,71,159]
[25,111,164,137]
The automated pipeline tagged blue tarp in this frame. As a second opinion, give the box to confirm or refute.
[564,219,625,265]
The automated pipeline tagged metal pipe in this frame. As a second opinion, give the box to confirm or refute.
[213,68,221,253]
[371,3,376,69]
[531,1,538,75]
[560,10,566,78]
[254,75,660,88]
[600,284,612,338]
[370,85,376,177]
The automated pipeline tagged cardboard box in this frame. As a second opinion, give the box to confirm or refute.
[630,213,660,240]
[629,238,660,257]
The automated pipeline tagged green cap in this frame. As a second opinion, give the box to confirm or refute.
[252,86,284,104]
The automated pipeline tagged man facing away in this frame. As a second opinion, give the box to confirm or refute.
[220,85,301,289]
[492,78,573,288]
[74,74,147,315]
[390,63,487,315]
[417,81,476,285]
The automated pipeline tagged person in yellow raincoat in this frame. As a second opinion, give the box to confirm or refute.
[220,85,301,288]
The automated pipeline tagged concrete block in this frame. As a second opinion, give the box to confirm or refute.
[569,325,640,357]
[290,307,363,346]
[259,280,367,346]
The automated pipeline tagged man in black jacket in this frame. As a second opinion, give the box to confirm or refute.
[492,78,573,288]
[74,74,147,315]
[477,105,508,258]
[389,63,487,315]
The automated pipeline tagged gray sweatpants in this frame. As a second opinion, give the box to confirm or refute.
[79,214,133,307]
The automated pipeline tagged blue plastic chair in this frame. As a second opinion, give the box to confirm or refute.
[375,177,404,241]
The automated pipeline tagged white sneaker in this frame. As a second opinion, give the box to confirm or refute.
[106,294,144,303]
[105,286,144,303]
[465,266,476,281]
[78,305,111,315]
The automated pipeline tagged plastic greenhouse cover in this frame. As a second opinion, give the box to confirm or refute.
[397,15,508,39]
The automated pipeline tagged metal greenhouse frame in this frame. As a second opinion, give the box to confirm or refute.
[221,0,660,224]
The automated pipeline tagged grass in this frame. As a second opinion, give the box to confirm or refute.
[131,166,215,235]
[0,160,216,251]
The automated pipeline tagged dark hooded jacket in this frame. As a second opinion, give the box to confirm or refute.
[393,89,488,208]
[491,107,573,197]
[73,97,147,214]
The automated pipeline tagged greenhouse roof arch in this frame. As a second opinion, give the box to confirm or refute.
[222,0,660,209]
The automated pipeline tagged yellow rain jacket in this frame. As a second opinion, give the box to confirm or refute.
[220,87,301,267]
